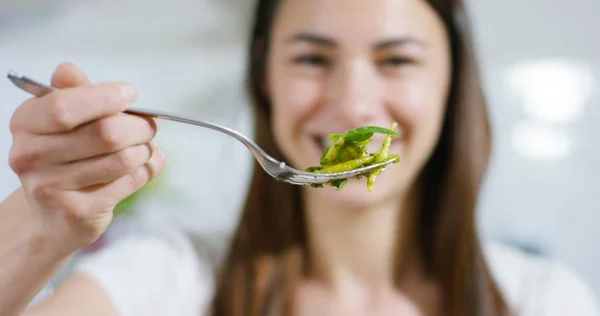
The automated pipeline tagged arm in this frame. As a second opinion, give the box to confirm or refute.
[1,63,164,316]
[0,189,117,316]
[0,189,71,316]
[22,275,118,316]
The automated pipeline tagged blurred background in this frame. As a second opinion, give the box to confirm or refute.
[1,0,598,303]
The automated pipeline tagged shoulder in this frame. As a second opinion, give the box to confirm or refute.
[73,218,226,316]
[483,241,599,316]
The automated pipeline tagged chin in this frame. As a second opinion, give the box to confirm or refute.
[313,169,405,210]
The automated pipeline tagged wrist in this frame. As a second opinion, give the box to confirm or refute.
[0,188,76,316]
[2,188,79,259]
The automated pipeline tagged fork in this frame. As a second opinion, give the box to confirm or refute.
[7,71,397,185]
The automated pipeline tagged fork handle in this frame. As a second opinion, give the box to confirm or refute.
[7,71,282,171]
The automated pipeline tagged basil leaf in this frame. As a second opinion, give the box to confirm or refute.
[332,178,349,191]
[329,134,345,142]
[345,126,399,142]
[346,131,374,142]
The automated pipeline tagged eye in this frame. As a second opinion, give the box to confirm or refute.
[378,56,414,67]
[294,54,330,67]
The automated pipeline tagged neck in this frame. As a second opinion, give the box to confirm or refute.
[303,188,418,294]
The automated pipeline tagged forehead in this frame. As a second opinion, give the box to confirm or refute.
[272,0,443,44]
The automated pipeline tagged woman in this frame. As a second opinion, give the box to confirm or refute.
[1,0,598,315]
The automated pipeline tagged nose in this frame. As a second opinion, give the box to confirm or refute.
[326,59,382,125]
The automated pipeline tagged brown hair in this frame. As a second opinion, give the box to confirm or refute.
[209,0,511,315]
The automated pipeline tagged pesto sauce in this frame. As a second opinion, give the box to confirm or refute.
[305,123,400,192]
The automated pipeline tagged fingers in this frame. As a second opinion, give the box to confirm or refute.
[68,114,157,161]
[10,115,157,171]
[21,144,165,217]
[81,146,166,209]
[53,144,154,189]
[51,62,92,88]
[11,82,137,134]
[9,62,166,252]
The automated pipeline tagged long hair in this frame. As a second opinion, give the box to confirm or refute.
[209,0,510,315]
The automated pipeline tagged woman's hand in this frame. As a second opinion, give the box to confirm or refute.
[8,62,166,253]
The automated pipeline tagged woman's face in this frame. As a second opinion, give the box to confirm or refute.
[267,0,451,207]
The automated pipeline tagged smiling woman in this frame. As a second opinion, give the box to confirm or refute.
[212,0,494,314]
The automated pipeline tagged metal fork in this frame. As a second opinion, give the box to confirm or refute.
[7,71,397,185]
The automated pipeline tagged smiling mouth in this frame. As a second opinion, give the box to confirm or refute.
[310,134,402,154]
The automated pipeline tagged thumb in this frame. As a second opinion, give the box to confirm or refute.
[51,62,92,89]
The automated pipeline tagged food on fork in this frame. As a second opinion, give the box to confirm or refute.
[305,123,400,192]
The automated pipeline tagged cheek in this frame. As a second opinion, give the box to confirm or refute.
[386,57,451,129]
[387,80,436,128]
[271,75,323,137]
[387,77,448,159]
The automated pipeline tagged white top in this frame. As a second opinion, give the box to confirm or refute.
[71,223,599,316]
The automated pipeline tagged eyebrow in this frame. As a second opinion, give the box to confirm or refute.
[374,37,426,50]
[287,33,337,47]
[286,32,426,49]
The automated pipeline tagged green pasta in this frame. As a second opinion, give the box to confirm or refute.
[305,123,401,191]
[367,122,397,192]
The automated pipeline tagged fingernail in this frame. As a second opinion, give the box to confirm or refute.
[120,84,137,102]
